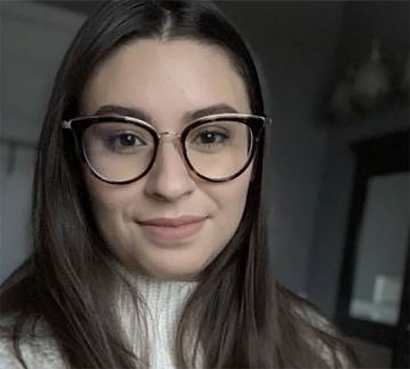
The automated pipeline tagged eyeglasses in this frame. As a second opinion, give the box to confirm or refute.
[62,113,267,184]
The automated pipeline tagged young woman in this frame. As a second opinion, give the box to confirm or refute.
[0,1,358,368]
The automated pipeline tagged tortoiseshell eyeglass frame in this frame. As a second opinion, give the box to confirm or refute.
[62,113,270,184]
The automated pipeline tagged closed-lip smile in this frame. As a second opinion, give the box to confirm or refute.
[137,216,207,242]
[138,215,206,227]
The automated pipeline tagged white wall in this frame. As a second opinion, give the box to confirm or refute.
[0,1,85,283]
[0,144,34,282]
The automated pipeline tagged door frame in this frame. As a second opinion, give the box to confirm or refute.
[335,130,409,352]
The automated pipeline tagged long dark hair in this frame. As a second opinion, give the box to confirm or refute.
[1,1,357,368]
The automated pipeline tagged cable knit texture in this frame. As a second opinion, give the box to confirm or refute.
[0,262,198,369]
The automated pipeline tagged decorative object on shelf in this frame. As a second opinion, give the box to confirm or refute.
[329,39,408,123]
[351,39,392,112]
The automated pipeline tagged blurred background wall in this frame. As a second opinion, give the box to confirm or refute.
[1,1,85,282]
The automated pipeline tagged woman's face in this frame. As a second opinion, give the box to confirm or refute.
[81,39,252,280]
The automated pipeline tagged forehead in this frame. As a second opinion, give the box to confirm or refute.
[81,39,250,125]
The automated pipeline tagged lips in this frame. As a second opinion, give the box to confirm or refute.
[137,216,206,241]
[138,216,206,227]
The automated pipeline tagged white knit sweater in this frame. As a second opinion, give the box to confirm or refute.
[0,265,198,369]
[0,266,352,369]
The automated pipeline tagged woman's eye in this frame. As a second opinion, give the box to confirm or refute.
[194,130,229,146]
[106,132,146,153]
[117,133,140,146]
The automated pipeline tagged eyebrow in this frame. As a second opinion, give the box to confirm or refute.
[186,104,239,121]
[94,105,150,122]
[93,103,239,124]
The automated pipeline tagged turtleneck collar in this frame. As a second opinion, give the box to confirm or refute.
[108,257,198,306]
[108,257,199,368]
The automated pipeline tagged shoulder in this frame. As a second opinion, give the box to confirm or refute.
[293,304,350,366]
[0,315,67,369]
[277,285,358,368]
[0,337,22,369]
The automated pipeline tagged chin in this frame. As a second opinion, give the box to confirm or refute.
[114,239,224,281]
[139,267,198,282]
[140,254,213,281]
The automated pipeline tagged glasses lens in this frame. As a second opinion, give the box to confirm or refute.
[83,122,155,182]
[185,120,253,180]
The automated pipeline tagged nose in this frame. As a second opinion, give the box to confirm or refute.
[144,134,196,202]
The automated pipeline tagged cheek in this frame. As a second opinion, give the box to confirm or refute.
[205,173,251,267]
[84,172,134,227]
[85,173,111,215]
[211,170,251,222]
